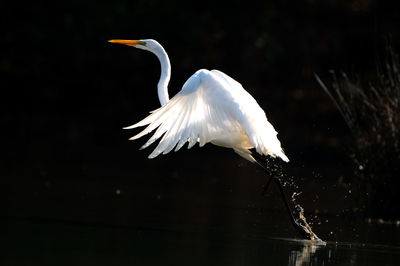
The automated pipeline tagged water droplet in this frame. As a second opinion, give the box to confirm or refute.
[115,189,121,195]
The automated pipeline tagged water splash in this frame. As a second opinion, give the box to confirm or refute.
[292,192,324,242]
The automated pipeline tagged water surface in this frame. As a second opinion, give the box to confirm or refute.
[2,220,399,265]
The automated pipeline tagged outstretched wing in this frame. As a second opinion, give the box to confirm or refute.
[124,69,241,158]
[125,69,288,162]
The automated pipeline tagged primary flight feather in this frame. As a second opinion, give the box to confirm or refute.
[109,39,289,163]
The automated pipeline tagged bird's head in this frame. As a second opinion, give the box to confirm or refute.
[108,39,161,52]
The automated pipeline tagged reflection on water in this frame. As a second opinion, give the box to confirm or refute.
[288,240,322,265]
[1,220,399,266]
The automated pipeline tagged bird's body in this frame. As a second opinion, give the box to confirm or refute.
[109,39,288,163]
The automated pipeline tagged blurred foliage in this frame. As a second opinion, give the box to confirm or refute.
[3,0,396,154]
[317,40,400,219]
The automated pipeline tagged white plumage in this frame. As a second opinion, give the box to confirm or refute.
[109,39,289,163]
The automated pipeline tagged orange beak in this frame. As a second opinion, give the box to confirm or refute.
[108,39,146,46]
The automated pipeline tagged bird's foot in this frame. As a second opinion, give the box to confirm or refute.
[293,203,323,242]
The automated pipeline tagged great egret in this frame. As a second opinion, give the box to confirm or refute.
[109,39,312,239]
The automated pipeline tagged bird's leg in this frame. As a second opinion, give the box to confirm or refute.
[253,158,312,240]
[261,174,274,196]
[253,156,280,196]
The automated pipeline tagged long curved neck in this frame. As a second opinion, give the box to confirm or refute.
[151,44,171,106]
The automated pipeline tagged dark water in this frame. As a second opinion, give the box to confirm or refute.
[2,220,399,266]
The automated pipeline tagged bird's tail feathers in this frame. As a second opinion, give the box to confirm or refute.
[233,148,256,163]
[276,150,289,162]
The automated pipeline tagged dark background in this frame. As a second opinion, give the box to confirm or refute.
[2,0,400,243]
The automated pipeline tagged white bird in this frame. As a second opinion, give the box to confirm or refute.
[108,39,289,164]
[109,39,315,240]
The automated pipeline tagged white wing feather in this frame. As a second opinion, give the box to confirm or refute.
[125,69,289,162]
